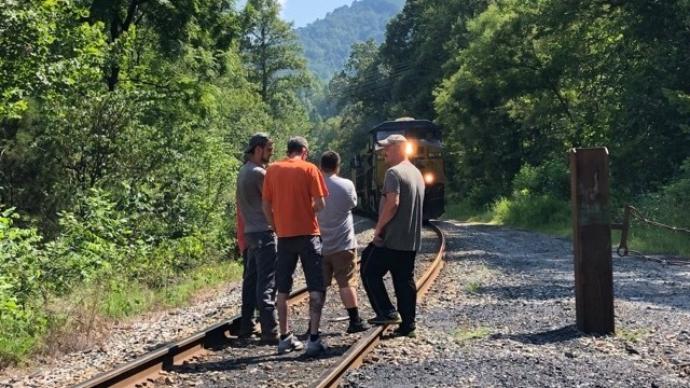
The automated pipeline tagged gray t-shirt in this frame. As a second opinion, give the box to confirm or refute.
[317,174,358,255]
[237,161,271,233]
[381,160,425,251]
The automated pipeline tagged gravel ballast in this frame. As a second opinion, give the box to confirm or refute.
[343,220,690,388]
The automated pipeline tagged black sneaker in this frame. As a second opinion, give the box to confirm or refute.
[346,319,370,333]
[367,312,402,325]
[393,326,416,338]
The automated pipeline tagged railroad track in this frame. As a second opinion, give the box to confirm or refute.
[74,221,445,388]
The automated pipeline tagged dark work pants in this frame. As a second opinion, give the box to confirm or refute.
[361,244,417,329]
[240,231,278,336]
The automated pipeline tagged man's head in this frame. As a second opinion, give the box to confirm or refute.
[244,133,273,164]
[320,150,341,175]
[287,136,309,160]
[378,134,408,165]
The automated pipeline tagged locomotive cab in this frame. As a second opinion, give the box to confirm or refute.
[353,118,446,220]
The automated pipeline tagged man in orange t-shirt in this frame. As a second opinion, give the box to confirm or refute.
[262,136,329,356]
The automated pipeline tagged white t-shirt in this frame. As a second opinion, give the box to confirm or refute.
[317,174,358,255]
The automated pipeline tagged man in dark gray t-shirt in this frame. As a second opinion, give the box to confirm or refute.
[236,133,278,343]
[362,134,424,338]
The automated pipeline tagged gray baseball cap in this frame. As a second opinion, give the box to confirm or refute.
[244,133,271,154]
[287,136,309,153]
[378,134,407,146]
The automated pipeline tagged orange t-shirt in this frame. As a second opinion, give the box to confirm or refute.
[263,158,329,238]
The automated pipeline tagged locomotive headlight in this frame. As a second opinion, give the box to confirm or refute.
[405,142,415,156]
[424,172,435,184]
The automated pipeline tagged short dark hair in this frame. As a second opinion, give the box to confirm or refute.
[287,136,308,155]
[320,150,340,173]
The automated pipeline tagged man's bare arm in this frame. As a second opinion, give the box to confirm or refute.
[374,193,399,238]
[262,200,276,231]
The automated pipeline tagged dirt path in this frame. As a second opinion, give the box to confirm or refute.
[343,220,690,387]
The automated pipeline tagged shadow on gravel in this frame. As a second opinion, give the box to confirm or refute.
[504,325,584,345]
[167,345,351,374]
[436,220,690,312]
[477,284,572,301]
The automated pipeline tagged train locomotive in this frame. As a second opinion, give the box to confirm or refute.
[352,118,445,221]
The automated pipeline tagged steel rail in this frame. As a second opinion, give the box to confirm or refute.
[74,220,445,388]
[73,287,311,388]
[311,221,446,388]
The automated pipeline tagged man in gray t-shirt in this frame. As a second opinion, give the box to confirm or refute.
[362,134,424,338]
[317,151,369,333]
[236,133,278,342]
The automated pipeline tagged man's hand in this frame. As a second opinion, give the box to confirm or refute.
[312,196,326,213]
[372,235,384,247]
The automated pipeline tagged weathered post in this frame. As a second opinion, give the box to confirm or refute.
[569,147,615,335]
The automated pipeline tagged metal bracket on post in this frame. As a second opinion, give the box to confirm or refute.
[569,147,615,335]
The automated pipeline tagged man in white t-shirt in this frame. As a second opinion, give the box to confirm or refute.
[317,151,369,333]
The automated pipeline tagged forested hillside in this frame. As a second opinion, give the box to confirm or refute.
[322,0,690,250]
[297,0,404,81]
[0,0,312,365]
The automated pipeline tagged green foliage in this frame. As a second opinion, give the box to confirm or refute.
[512,160,570,200]
[324,0,689,209]
[491,195,571,236]
[0,208,47,366]
[624,159,690,256]
[0,0,315,365]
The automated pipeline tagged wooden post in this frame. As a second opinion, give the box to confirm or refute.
[569,147,615,335]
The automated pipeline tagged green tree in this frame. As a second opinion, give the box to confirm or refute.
[240,0,310,111]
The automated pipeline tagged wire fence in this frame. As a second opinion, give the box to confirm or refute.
[615,205,690,265]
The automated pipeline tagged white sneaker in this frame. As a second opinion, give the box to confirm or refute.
[277,333,304,354]
[304,337,327,357]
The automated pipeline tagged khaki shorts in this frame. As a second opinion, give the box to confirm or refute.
[323,249,357,288]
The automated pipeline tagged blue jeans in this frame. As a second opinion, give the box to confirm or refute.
[240,231,278,337]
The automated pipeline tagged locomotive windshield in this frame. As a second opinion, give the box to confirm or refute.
[374,127,441,143]
[372,119,442,146]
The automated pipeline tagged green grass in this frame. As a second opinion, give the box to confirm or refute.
[453,326,491,344]
[445,194,690,257]
[0,322,43,367]
[100,260,243,319]
[464,280,482,294]
[0,260,242,367]
[616,327,648,343]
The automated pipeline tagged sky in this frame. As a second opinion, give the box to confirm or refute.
[238,0,353,28]
[281,0,352,27]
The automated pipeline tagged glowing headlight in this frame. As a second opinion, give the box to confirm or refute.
[405,142,415,156]
[424,173,435,184]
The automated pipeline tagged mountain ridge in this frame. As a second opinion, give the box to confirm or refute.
[297,0,405,81]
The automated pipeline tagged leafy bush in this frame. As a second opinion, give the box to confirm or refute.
[512,160,570,200]
[491,195,570,235]
[0,208,48,365]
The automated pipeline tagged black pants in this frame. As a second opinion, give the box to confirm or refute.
[240,231,278,336]
[276,235,325,293]
[361,244,417,329]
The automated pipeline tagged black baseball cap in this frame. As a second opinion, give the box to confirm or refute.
[244,133,271,154]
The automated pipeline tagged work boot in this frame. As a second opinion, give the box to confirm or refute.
[367,312,402,325]
[393,325,416,338]
[346,318,370,333]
